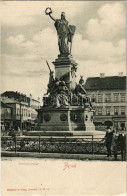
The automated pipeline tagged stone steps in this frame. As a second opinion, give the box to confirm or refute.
[24,131,73,136]
[23,130,105,137]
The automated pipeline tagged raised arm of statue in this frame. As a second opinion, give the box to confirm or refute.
[49,13,56,22]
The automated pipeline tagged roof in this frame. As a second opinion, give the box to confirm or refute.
[84,76,126,91]
[1,101,12,108]
[1,97,19,104]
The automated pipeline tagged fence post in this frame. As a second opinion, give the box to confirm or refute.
[92,135,94,155]
[15,136,17,153]
[39,134,40,153]
[64,135,67,153]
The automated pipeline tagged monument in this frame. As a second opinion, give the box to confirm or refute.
[34,8,100,136]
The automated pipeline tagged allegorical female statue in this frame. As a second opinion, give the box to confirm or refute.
[45,8,76,55]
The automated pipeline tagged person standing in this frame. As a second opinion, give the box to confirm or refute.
[112,130,119,160]
[105,127,114,158]
[17,127,22,136]
[118,129,126,161]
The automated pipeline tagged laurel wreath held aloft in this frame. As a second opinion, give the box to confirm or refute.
[45,7,52,15]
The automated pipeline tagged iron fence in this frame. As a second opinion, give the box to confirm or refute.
[1,135,109,154]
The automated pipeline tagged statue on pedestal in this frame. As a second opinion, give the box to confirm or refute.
[75,76,87,104]
[49,79,70,108]
[45,8,76,55]
[34,9,96,133]
[75,76,93,109]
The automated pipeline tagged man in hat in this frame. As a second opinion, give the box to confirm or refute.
[112,129,119,160]
[104,127,114,158]
[118,129,126,161]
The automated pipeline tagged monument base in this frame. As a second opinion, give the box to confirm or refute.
[34,106,95,132]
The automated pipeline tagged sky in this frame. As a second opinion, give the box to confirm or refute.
[0,1,126,99]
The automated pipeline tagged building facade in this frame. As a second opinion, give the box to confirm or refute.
[84,74,126,130]
[1,102,13,132]
[1,91,41,131]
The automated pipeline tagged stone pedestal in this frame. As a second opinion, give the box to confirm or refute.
[35,106,95,132]
[36,107,72,131]
[53,54,78,92]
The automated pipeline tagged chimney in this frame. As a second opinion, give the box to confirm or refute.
[29,94,32,99]
[118,72,123,77]
[100,73,105,78]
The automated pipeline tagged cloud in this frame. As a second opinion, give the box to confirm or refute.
[1,73,47,99]
[6,28,58,59]
[3,28,59,90]
[0,1,90,26]
[73,34,126,63]
[7,34,26,45]
[86,2,126,41]
[7,28,126,64]
[5,27,126,76]
[33,28,58,58]
[1,54,50,76]
[1,53,50,98]
[77,59,126,80]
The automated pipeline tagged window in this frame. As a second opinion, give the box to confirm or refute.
[105,94,111,103]
[121,94,125,102]
[106,107,111,115]
[114,122,118,128]
[24,109,26,116]
[98,94,103,103]
[121,122,125,128]
[114,94,119,102]
[104,121,113,126]
[98,107,102,115]
[114,107,119,115]
[16,108,20,116]
[18,109,20,116]
[92,96,96,102]
[121,107,125,115]
[16,109,18,115]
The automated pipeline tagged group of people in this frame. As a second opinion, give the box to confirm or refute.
[104,127,126,161]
